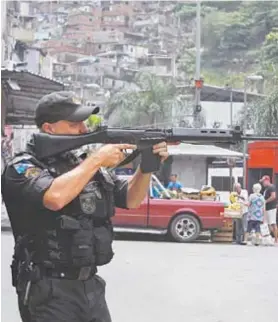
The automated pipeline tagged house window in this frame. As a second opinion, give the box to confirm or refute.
[211,176,235,191]
[237,177,244,187]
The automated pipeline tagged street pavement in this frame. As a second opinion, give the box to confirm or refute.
[1,231,278,322]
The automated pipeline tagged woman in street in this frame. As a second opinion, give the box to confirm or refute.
[243,183,265,246]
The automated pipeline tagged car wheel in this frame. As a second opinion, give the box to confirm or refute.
[169,213,201,242]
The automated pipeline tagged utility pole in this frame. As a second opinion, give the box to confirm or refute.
[242,75,263,189]
[194,0,203,126]
[229,88,234,192]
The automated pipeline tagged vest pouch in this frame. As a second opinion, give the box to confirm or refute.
[59,216,95,267]
[93,225,114,266]
[100,171,116,218]
[70,228,95,267]
[59,215,81,230]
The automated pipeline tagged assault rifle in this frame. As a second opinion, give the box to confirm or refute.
[30,126,278,170]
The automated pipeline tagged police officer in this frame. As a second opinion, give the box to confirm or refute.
[1,91,169,322]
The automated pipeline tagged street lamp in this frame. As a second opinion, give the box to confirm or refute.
[243,75,263,189]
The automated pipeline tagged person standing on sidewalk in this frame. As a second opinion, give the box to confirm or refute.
[242,183,265,246]
[260,175,278,243]
[233,183,249,244]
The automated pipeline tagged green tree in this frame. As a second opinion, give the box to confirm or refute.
[106,72,207,128]
[105,72,178,127]
[176,47,196,80]
[237,89,278,136]
[201,10,251,70]
[174,3,197,21]
[199,1,278,82]
[260,29,278,75]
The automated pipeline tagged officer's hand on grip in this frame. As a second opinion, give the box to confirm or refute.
[140,141,169,173]
[152,141,169,162]
[96,144,137,168]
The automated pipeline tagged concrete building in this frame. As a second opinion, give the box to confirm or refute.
[174,84,266,129]
[167,143,244,190]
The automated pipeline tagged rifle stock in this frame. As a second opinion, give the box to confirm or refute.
[31,126,278,160]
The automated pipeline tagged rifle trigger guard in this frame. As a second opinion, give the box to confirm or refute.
[116,149,141,168]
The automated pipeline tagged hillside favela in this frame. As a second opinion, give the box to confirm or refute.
[1,2,278,322]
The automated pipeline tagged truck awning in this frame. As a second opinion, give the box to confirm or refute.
[168,143,245,158]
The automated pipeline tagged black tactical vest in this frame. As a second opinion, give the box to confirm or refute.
[2,150,116,270]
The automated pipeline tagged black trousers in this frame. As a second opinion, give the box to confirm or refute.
[17,275,112,322]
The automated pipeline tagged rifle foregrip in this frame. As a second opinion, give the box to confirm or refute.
[140,146,161,173]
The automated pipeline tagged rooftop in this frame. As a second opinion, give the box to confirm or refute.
[176,84,266,103]
[2,69,64,126]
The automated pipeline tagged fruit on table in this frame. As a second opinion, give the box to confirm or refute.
[229,192,239,204]
[227,202,241,211]
[200,186,216,197]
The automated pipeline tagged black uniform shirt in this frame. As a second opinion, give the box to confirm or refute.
[264,184,277,211]
[2,157,129,235]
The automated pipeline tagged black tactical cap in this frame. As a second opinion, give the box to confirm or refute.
[35,91,100,127]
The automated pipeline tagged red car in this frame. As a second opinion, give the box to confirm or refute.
[113,175,225,242]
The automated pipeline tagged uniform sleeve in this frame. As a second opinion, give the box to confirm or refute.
[3,161,55,208]
[109,172,129,209]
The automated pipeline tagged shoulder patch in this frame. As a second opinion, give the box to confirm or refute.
[13,162,42,178]
[24,167,42,178]
[13,162,35,175]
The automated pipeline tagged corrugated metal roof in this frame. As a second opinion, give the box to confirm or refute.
[1,68,64,86]
[2,69,65,125]
[168,143,244,158]
[175,84,265,103]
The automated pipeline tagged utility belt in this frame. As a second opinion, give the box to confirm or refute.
[38,264,97,281]
[15,262,97,306]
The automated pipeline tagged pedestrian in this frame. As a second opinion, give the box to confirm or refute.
[242,183,265,246]
[1,91,169,322]
[260,175,278,243]
[167,174,183,191]
[233,183,249,244]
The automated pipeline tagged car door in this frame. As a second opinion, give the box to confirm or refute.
[147,197,172,229]
[112,175,149,227]
[147,178,172,229]
[113,196,149,227]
